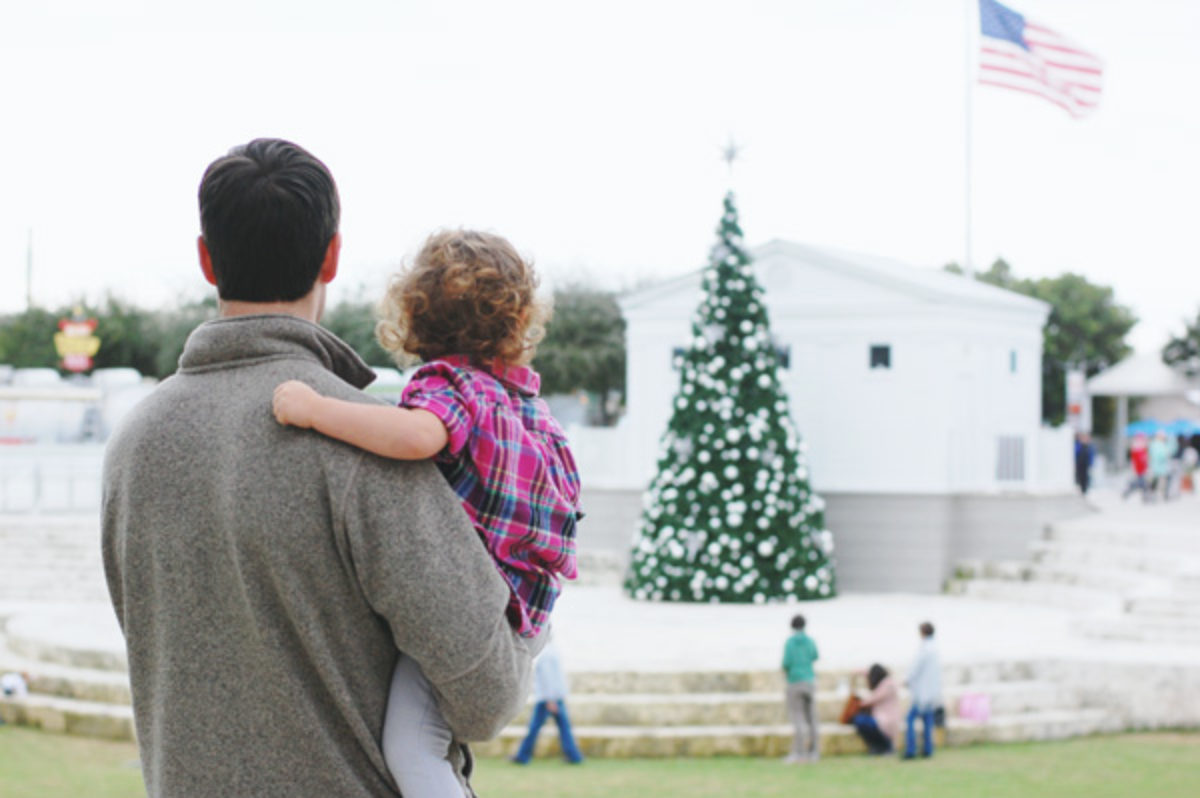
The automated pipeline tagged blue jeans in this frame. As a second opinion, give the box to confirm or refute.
[904,706,935,757]
[513,700,584,763]
[852,712,893,754]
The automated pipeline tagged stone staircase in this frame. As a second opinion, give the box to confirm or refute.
[1,609,1122,757]
[472,661,1119,758]
[0,623,133,739]
[0,516,108,602]
[945,500,1200,645]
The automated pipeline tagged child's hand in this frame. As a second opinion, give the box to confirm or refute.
[273,380,322,429]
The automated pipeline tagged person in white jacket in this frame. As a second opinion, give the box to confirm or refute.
[902,621,942,759]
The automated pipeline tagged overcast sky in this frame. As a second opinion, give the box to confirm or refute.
[1,0,1196,353]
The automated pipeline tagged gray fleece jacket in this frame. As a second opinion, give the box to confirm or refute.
[102,315,539,797]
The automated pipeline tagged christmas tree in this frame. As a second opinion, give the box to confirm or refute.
[624,191,835,603]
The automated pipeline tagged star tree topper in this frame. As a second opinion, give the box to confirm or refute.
[721,135,743,178]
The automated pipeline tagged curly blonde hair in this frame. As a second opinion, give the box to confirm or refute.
[376,230,551,367]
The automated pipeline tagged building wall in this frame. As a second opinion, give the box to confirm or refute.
[824,491,1089,593]
[576,487,1091,593]
[622,258,1047,495]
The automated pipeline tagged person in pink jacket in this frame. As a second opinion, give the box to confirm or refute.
[851,664,901,755]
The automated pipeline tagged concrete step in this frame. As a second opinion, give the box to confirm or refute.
[0,584,110,602]
[0,694,1107,755]
[477,705,1116,759]
[945,578,1123,613]
[955,558,1169,595]
[474,721,881,759]
[511,681,1083,728]
[1077,616,1200,644]
[0,692,134,740]
[1124,596,1200,619]
[0,647,131,705]
[567,660,1042,696]
[1029,541,1198,578]
[568,670,796,695]
[1175,573,1200,600]
[1024,564,1167,594]
[952,559,1030,581]
[943,680,1080,717]
[4,626,127,673]
[943,708,1119,745]
[1046,523,1200,552]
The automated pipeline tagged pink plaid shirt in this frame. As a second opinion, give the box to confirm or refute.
[401,355,580,637]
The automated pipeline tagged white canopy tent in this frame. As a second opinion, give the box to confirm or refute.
[1087,353,1200,463]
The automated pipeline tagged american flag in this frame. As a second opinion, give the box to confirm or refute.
[978,0,1103,118]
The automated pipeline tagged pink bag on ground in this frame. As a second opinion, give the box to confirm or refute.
[957,693,991,723]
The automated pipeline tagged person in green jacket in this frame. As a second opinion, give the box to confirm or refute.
[782,614,820,763]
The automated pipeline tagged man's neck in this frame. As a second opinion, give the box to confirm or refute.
[217,285,324,323]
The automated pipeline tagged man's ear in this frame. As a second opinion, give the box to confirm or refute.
[197,236,218,287]
[318,233,341,284]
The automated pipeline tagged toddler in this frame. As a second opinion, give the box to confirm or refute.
[273,229,580,797]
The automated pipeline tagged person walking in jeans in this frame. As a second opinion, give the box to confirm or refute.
[511,639,584,764]
[781,614,820,763]
[903,621,942,760]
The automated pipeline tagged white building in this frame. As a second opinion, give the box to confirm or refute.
[573,240,1087,592]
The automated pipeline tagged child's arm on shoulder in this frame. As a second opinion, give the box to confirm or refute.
[272,380,448,460]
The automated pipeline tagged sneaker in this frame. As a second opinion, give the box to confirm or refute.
[782,754,803,764]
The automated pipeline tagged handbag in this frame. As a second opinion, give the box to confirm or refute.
[839,695,864,724]
[957,693,990,723]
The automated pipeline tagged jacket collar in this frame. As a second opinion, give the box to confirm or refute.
[440,354,541,397]
[178,315,376,389]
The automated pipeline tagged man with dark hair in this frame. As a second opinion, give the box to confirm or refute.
[102,138,540,797]
[197,138,343,303]
[781,614,820,763]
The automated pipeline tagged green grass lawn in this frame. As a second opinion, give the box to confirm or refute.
[3,727,1198,798]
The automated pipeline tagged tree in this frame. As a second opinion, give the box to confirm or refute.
[944,260,1136,429]
[89,296,161,376]
[944,258,1020,289]
[533,285,626,424]
[153,296,218,378]
[0,307,60,368]
[1032,273,1135,427]
[1163,309,1200,377]
[321,298,393,367]
[624,192,835,604]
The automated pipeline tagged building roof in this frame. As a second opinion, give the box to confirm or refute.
[620,239,1050,317]
[1087,353,1198,398]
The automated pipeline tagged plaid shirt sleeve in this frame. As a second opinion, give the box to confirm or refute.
[400,362,475,457]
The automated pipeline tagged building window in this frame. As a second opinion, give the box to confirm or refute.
[869,344,891,370]
[996,436,1025,481]
[1010,350,1018,374]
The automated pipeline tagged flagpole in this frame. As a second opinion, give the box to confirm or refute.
[25,227,34,310]
[964,0,975,277]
